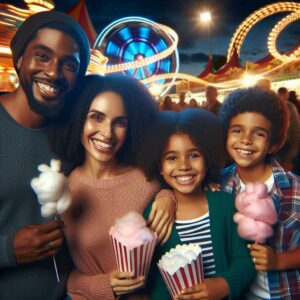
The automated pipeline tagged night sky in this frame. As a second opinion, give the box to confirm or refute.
[4,0,300,75]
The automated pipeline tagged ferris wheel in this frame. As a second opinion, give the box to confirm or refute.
[94,16,179,95]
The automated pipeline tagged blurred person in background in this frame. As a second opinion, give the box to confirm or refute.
[177,91,188,111]
[277,87,300,172]
[204,85,222,115]
[160,95,179,111]
[189,98,198,108]
[256,78,272,92]
[288,90,300,114]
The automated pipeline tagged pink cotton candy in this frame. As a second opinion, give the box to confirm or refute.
[109,211,156,250]
[234,182,277,243]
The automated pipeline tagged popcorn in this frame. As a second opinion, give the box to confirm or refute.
[31,159,71,217]
[158,244,204,299]
[109,211,156,278]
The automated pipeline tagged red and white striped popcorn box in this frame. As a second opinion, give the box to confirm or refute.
[157,251,204,299]
[110,236,156,279]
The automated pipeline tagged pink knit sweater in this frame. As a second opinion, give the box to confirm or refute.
[62,167,161,300]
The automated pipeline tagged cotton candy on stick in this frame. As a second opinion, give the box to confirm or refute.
[233,182,277,243]
[31,159,71,282]
[233,182,278,287]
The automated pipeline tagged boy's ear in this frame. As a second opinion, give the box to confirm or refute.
[16,56,23,70]
[268,144,280,154]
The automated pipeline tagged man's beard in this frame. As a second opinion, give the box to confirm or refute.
[20,77,66,118]
[27,91,65,118]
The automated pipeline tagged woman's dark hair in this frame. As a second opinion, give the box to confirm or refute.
[49,74,158,174]
[138,108,226,188]
[160,95,173,111]
[219,87,290,150]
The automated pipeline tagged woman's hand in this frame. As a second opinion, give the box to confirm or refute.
[111,271,145,296]
[175,278,229,300]
[148,195,175,245]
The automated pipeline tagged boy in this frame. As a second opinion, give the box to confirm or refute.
[219,87,300,299]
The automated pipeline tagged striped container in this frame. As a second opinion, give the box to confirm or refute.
[157,252,204,299]
[110,236,156,279]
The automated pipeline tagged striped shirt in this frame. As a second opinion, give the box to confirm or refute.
[222,157,300,300]
[175,213,216,277]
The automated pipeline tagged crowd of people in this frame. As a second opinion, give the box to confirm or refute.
[1,10,299,300]
[159,86,223,115]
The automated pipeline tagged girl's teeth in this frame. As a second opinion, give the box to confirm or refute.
[176,176,193,183]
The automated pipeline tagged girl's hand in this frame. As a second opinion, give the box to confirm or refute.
[148,195,175,245]
[205,182,221,192]
[111,271,145,296]
[248,243,279,271]
[175,278,229,300]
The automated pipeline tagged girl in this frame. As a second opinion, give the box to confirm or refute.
[139,109,255,300]
[48,74,175,300]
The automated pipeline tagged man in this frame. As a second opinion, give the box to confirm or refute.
[277,87,300,171]
[177,91,188,111]
[204,85,222,115]
[0,11,90,300]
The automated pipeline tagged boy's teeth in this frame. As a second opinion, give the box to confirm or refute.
[37,82,59,93]
[237,149,252,155]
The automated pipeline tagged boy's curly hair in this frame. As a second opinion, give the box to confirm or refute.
[219,87,290,150]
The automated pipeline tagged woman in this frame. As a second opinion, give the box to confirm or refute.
[49,74,175,300]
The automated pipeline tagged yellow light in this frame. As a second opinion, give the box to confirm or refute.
[0,46,11,55]
[149,84,162,96]
[200,11,211,23]
[267,10,300,63]
[243,74,261,87]
[227,2,300,61]
[25,0,54,10]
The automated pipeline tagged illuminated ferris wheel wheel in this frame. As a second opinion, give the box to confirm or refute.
[94,16,179,95]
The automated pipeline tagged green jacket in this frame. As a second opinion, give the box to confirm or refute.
[144,190,255,300]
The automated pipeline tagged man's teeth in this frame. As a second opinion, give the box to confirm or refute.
[176,176,193,183]
[37,82,59,93]
[237,149,253,155]
[92,139,113,149]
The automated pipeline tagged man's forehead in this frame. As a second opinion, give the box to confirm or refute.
[28,27,80,54]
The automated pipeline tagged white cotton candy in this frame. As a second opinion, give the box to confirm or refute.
[41,202,57,218]
[31,159,72,217]
[158,244,202,275]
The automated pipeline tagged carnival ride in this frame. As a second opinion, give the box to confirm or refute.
[142,1,300,93]
[0,1,300,95]
[93,16,179,96]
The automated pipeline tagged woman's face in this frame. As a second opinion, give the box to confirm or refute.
[81,91,128,166]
